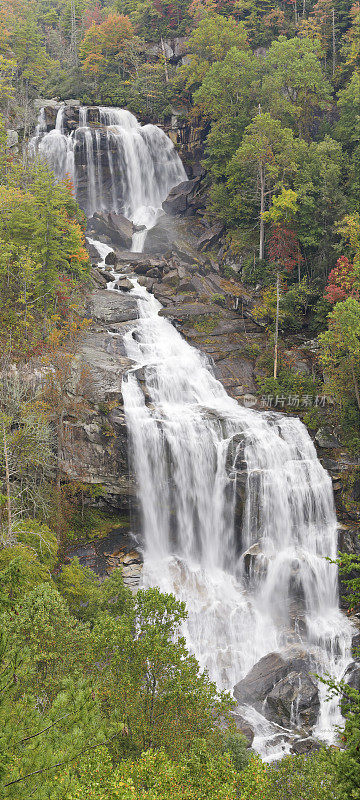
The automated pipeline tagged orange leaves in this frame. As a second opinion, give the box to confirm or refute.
[79,13,134,78]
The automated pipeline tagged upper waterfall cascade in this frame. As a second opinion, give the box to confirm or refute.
[30,106,187,250]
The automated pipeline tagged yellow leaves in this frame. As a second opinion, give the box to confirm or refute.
[79,12,134,77]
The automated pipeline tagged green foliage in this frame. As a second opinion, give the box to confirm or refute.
[226,113,298,229]
[281,278,320,332]
[179,14,249,91]
[220,729,250,772]
[262,36,332,138]
[0,153,89,356]
[212,292,226,305]
[257,362,320,399]
[319,296,360,412]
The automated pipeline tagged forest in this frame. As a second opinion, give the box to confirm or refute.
[0,0,360,795]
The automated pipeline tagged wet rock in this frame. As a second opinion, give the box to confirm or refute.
[231,712,255,746]
[266,670,319,728]
[114,251,163,269]
[234,646,318,730]
[344,661,360,690]
[91,268,108,289]
[89,290,138,324]
[315,426,341,448]
[242,543,267,578]
[234,652,290,706]
[162,177,201,215]
[290,737,321,755]
[100,269,114,282]
[105,251,117,266]
[88,212,134,249]
[115,278,133,292]
[137,276,154,290]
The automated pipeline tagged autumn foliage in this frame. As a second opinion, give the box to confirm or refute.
[324,256,359,304]
[80,13,134,77]
[267,224,303,274]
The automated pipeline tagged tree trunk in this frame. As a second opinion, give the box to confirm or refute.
[350,362,360,412]
[259,164,265,261]
[160,38,169,83]
[71,0,78,67]
[274,271,280,379]
[2,425,12,539]
[55,409,64,540]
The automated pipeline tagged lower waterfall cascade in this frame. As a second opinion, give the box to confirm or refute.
[30,106,187,250]
[89,239,354,758]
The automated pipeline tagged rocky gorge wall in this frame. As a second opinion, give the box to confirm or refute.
[59,206,360,601]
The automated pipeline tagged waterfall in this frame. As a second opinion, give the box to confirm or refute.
[118,276,353,758]
[30,106,186,250]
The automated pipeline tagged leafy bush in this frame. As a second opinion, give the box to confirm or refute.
[212,293,226,306]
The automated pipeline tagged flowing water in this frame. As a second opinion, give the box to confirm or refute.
[30,106,186,250]
[117,275,354,757]
[31,101,354,754]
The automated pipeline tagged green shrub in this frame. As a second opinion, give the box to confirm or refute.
[212,293,226,306]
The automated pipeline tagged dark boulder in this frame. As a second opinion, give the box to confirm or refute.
[266,670,319,728]
[234,646,319,731]
[290,737,321,755]
[197,223,225,251]
[315,426,341,448]
[234,652,289,706]
[115,278,133,292]
[91,268,108,289]
[88,212,134,249]
[162,177,201,215]
[105,251,118,266]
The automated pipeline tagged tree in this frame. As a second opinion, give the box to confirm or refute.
[336,71,360,210]
[325,255,359,303]
[226,113,298,258]
[0,160,89,354]
[324,213,360,304]
[319,296,360,411]
[262,35,332,138]
[294,136,347,279]
[261,187,302,377]
[0,368,54,543]
[90,587,232,757]
[193,48,260,186]
[79,13,135,81]
[178,14,249,92]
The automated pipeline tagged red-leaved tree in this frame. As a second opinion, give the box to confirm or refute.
[324,256,359,304]
[268,223,303,378]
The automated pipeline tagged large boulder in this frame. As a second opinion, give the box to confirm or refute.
[234,646,319,730]
[234,652,289,706]
[89,289,138,324]
[88,212,134,249]
[162,177,201,215]
[266,670,319,728]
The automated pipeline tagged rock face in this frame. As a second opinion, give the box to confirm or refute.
[315,426,341,448]
[162,177,205,216]
[88,212,134,249]
[234,647,320,730]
